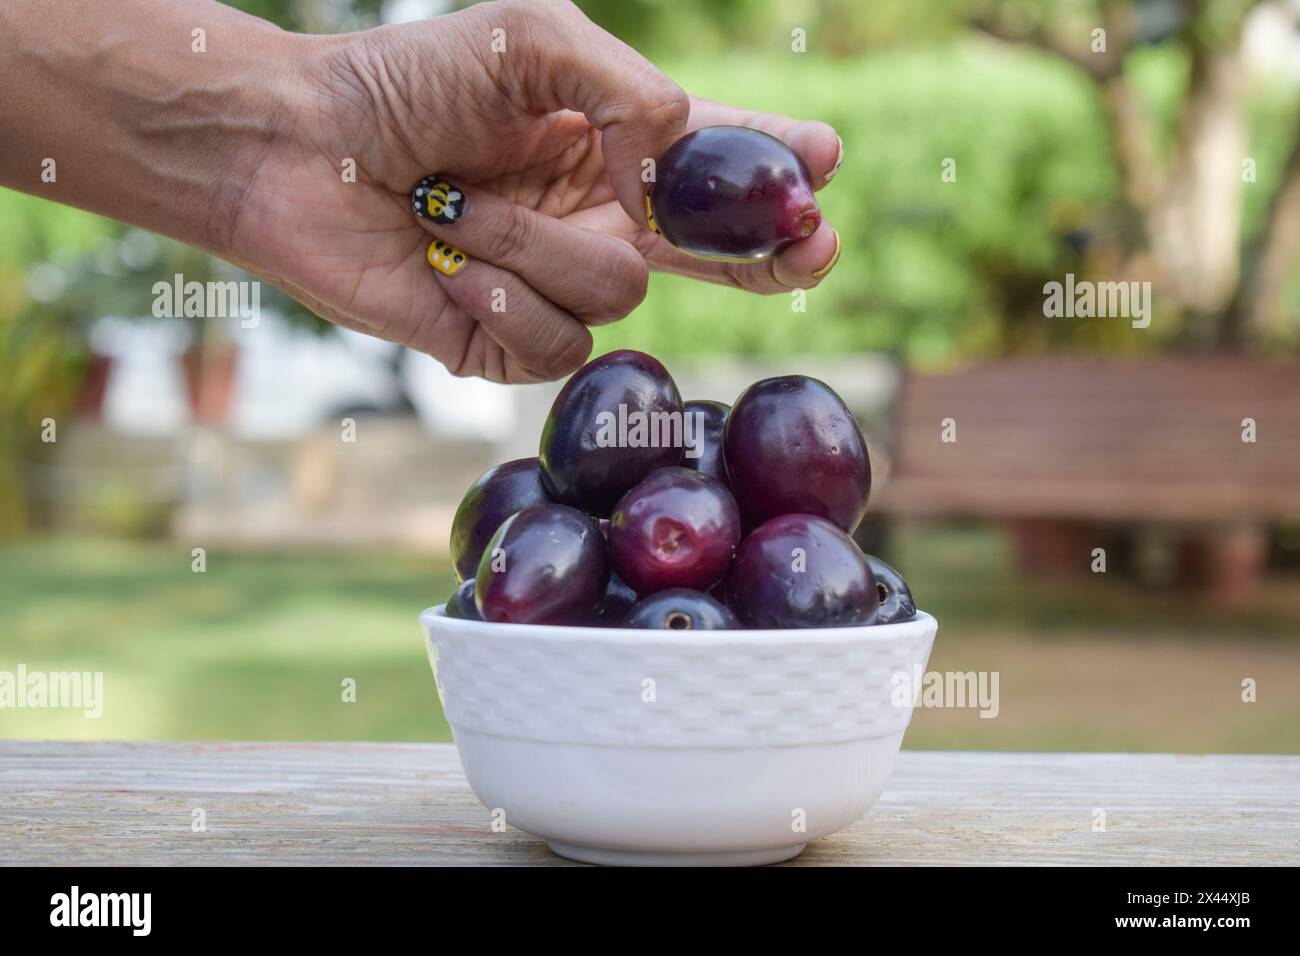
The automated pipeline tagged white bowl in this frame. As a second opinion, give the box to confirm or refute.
[420,607,937,866]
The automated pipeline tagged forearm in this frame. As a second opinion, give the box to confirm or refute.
[0,0,309,255]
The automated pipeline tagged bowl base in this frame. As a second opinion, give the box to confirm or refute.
[546,840,807,867]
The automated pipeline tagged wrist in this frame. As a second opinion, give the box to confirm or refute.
[0,1,318,260]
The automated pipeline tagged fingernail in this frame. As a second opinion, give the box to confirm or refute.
[412,175,467,225]
[427,239,467,276]
[644,193,660,234]
[822,136,844,187]
[810,230,841,280]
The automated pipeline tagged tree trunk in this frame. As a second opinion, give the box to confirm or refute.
[1220,120,1300,349]
[1151,48,1247,322]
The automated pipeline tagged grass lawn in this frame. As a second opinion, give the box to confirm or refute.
[2,529,1297,752]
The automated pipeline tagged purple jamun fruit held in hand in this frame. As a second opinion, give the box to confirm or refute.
[624,588,739,630]
[726,514,878,629]
[681,400,730,484]
[474,503,608,625]
[539,350,684,517]
[647,126,821,262]
[725,375,871,533]
[608,466,741,594]
[865,555,917,625]
[450,457,551,583]
[444,579,482,621]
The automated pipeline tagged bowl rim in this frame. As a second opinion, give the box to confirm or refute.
[421,606,936,646]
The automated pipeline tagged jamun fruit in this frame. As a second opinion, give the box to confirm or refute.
[608,467,741,594]
[648,126,821,262]
[623,589,739,630]
[449,457,551,583]
[725,513,877,628]
[589,572,640,625]
[444,579,482,621]
[539,350,684,516]
[725,375,870,532]
[474,503,608,625]
[681,400,730,485]
[865,555,917,624]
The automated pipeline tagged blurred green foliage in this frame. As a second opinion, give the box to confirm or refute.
[594,41,1298,361]
[598,46,1123,363]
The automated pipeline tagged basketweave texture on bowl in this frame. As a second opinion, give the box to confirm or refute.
[423,610,937,748]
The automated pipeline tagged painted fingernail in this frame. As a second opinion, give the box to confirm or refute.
[644,193,660,234]
[427,239,467,276]
[412,175,467,225]
[810,230,841,280]
[822,136,844,187]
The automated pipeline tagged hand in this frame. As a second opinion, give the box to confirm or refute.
[0,0,843,384]
[232,0,843,382]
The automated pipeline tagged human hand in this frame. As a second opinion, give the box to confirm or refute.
[232,0,843,382]
[0,0,843,383]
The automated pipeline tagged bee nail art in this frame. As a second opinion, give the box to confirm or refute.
[427,239,467,276]
[412,175,466,225]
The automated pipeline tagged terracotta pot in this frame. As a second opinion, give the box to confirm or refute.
[76,353,115,420]
[1004,518,1097,581]
[180,343,239,426]
[1182,523,1268,607]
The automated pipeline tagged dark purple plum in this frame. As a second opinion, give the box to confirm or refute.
[865,555,917,624]
[681,400,729,484]
[589,572,640,625]
[539,350,684,516]
[474,503,608,625]
[450,457,551,583]
[608,467,741,594]
[444,579,482,621]
[726,514,877,629]
[624,589,739,630]
[648,126,821,262]
[725,375,870,532]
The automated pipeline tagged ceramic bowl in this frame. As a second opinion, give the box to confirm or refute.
[420,607,937,866]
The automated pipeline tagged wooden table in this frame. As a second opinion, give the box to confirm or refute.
[2,742,1296,865]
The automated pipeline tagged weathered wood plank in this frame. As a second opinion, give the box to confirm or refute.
[0,742,1296,866]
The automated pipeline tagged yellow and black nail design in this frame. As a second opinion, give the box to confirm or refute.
[644,193,659,234]
[427,239,467,276]
[412,175,466,225]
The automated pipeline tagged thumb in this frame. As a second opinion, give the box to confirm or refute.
[495,0,690,227]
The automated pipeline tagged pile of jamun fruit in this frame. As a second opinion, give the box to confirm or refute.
[443,350,916,630]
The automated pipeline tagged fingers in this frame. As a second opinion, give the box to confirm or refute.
[426,251,593,381]
[657,221,841,294]
[565,202,842,294]
[413,176,648,325]
[498,0,689,227]
[773,221,841,288]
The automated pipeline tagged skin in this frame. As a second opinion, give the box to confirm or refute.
[0,0,843,383]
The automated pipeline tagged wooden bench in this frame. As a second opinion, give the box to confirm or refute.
[2,742,1296,865]
[871,357,1300,602]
